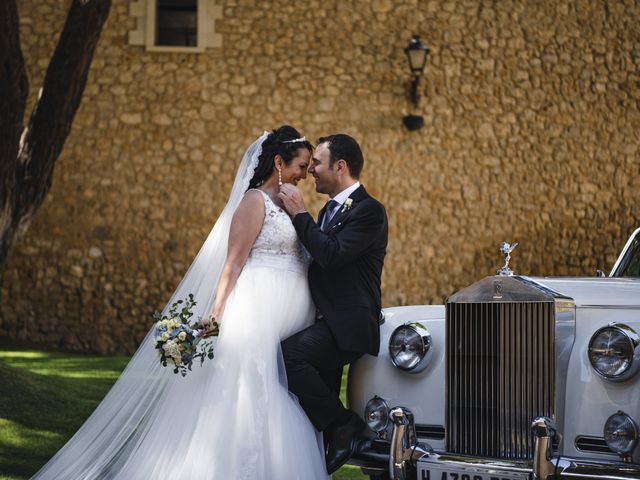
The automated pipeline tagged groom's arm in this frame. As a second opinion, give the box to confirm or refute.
[292,202,387,270]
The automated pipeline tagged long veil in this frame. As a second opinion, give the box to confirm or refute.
[31,132,270,479]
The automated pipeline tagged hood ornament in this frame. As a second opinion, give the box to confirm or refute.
[497,242,518,276]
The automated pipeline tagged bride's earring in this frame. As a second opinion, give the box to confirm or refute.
[277,167,282,186]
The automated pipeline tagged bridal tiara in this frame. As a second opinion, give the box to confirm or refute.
[281,137,307,144]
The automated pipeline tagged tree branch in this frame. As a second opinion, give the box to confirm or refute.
[15,0,112,228]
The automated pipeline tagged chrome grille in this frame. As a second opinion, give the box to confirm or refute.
[575,436,614,454]
[446,301,555,460]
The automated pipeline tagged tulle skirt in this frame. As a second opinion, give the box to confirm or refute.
[32,263,328,480]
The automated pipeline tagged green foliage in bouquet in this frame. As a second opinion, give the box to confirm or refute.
[152,294,218,377]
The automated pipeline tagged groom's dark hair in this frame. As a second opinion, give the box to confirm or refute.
[317,134,364,179]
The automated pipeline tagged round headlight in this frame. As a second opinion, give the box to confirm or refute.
[364,396,389,432]
[604,411,639,456]
[388,323,432,373]
[588,324,640,381]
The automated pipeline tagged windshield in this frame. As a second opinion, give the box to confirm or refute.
[611,232,640,277]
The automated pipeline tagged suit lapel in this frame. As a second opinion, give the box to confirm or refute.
[326,185,369,231]
[317,204,328,228]
[327,203,346,230]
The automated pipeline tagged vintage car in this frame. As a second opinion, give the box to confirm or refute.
[347,227,640,480]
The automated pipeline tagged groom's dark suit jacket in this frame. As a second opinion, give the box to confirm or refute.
[292,185,388,356]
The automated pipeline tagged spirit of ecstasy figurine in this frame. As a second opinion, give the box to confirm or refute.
[497,241,518,276]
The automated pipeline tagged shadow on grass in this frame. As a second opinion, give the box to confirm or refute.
[0,349,366,480]
[0,350,129,479]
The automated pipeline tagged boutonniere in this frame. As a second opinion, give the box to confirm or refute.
[341,198,354,213]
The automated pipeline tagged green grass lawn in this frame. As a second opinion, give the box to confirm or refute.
[0,347,366,480]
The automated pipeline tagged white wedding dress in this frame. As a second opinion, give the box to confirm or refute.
[31,134,328,480]
[110,190,328,479]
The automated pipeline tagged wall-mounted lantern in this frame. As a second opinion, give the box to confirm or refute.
[402,35,430,131]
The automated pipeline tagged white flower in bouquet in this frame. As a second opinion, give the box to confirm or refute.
[151,294,219,376]
[163,340,182,365]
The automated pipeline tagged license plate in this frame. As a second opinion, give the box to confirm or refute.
[417,462,529,480]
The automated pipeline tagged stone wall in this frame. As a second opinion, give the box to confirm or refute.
[2,0,639,354]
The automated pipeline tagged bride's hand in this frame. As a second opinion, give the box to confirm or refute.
[205,313,216,327]
[194,313,219,337]
[278,184,307,217]
[212,304,225,324]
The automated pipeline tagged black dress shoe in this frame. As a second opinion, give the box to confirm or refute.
[325,411,366,474]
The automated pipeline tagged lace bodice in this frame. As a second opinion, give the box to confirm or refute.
[244,189,310,274]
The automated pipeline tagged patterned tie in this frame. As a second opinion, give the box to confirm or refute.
[321,200,339,232]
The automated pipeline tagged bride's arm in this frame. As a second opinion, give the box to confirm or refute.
[211,190,264,320]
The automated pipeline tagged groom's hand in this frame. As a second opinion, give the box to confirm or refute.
[278,183,307,218]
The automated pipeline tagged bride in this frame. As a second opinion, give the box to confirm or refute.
[31,126,329,479]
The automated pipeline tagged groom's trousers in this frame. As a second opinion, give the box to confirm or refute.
[281,320,362,432]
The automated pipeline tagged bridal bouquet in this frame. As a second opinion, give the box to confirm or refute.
[152,294,219,376]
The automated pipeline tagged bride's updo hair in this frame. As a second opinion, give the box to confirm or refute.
[248,125,313,189]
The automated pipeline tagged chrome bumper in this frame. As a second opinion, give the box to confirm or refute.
[351,408,640,480]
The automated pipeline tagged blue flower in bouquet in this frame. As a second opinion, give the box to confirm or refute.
[152,294,219,377]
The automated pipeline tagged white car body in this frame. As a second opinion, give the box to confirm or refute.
[347,229,640,480]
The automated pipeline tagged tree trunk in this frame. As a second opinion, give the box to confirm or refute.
[0,0,112,288]
[0,0,29,287]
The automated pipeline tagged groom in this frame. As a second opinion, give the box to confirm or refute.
[279,133,388,474]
